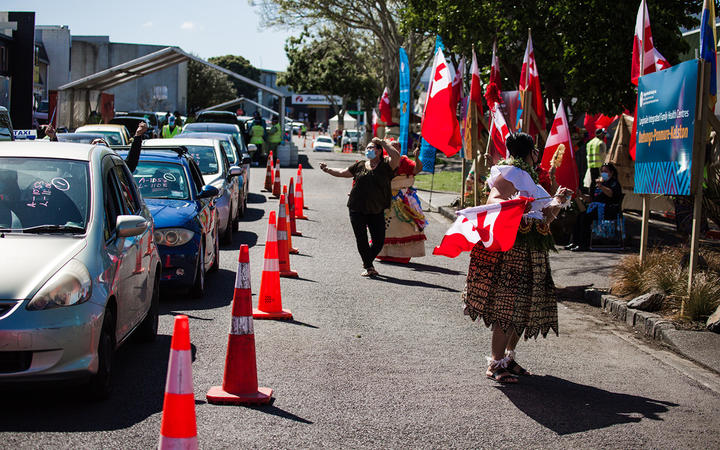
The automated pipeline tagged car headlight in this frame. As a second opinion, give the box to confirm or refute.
[154,228,194,247]
[27,260,92,311]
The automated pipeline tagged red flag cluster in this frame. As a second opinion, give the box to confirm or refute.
[421,47,462,156]
[519,33,546,138]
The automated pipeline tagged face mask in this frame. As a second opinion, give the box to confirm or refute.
[365,148,376,160]
[600,172,609,181]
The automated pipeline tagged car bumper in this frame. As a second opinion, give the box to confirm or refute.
[157,239,201,287]
[0,300,105,382]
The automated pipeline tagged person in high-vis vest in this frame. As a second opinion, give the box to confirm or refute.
[249,118,267,165]
[586,128,606,191]
[268,116,282,155]
[161,115,182,138]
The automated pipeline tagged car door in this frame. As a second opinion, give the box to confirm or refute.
[188,159,215,272]
[110,156,151,331]
[219,140,239,214]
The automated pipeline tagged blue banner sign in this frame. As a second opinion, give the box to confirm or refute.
[635,60,698,195]
[399,48,410,156]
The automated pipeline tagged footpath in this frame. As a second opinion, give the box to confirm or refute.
[416,189,720,376]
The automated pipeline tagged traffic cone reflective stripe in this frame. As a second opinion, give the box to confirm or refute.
[159,315,198,450]
[263,151,273,192]
[272,159,281,198]
[254,212,292,320]
[282,185,299,253]
[288,178,301,236]
[277,194,298,277]
[207,245,273,405]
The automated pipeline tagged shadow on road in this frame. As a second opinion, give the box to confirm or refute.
[248,401,313,424]
[376,260,464,276]
[297,155,313,171]
[241,207,265,223]
[372,274,460,292]
[160,267,235,312]
[247,192,267,204]
[497,375,677,435]
[0,335,182,432]
[284,319,319,329]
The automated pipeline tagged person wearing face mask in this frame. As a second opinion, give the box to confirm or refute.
[566,162,622,252]
[463,132,571,384]
[319,137,400,277]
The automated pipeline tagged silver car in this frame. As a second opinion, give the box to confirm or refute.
[143,138,242,244]
[0,141,160,399]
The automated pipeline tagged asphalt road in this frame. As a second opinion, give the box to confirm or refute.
[1,143,719,448]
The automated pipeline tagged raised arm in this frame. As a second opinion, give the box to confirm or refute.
[374,137,400,169]
[411,146,423,175]
[125,122,147,172]
[319,162,353,178]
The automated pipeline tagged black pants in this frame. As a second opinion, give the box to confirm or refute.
[572,208,599,248]
[588,167,600,193]
[349,210,386,269]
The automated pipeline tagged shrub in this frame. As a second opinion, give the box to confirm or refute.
[679,272,720,322]
[611,255,644,297]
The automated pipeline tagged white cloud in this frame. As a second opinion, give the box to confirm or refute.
[180,21,195,30]
[142,21,153,28]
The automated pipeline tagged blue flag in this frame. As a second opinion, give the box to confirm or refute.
[419,36,446,173]
[399,48,411,156]
[700,0,717,109]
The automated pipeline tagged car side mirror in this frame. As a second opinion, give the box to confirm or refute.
[247,144,257,153]
[228,166,242,177]
[116,215,148,237]
[241,155,252,165]
[198,184,219,199]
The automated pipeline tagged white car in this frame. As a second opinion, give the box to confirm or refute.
[340,129,361,150]
[312,135,335,152]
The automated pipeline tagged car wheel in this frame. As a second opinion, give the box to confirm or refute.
[209,225,220,273]
[87,308,116,401]
[189,242,205,298]
[137,273,159,342]
[221,214,233,245]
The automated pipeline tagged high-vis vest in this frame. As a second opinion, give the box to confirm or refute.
[250,124,265,145]
[586,137,605,169]
[268,124,282,143]
[162,124,181,138]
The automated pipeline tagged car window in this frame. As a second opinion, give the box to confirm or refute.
[187,159,205,194]
[104,169,124,241]
[220,140,237,165]
[0,157,90,231]
[318,137,333,143]
[185,145,219,175]
[111,158,141,214]
[92,130,122,145]
[133,161,189,200]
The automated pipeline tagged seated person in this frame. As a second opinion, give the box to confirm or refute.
[567,163,622,252]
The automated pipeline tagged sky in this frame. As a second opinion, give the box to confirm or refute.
[6,0,295,71]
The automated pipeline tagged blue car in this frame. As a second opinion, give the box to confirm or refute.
[118,148,219,298]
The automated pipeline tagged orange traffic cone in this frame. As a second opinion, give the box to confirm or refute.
[263,151,273,192]
[288,178,301,237]
[159,315,198,450]
[253,212,292,320]
[271,158,281,198]
[295,165,308,219]
[207,245,273,405]
[277,194,299,277]
[298,164,308,210]
[282,186,299,254]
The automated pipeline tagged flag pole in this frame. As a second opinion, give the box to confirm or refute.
[639,0,650,265]
[428,171,435,212]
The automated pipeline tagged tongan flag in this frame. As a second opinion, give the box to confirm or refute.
[489,40,502,92]
[463,48,484,160]
[421,47,462,157]
[379,87,394,125]
[399,48,411,155]
[372,109,379,137]
[541,100,578,196]
[700,0,717,110]
[433,197,533,257]
[419,36,446,173]
[631,0,671,86]
[451,57,466,112]
[519,31,546,138]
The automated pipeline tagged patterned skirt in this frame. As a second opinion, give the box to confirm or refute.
[462,241,558,340]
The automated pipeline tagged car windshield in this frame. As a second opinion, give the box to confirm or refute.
[56,133,104,143]
[185,145,219,175]
[133,162,189,200]
[89,130,123,145]
[0,157,90,232]
[318,137,333,144]
[346,131,359,138]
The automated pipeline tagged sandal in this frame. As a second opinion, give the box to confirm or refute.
[486,368,518,384]
[506,359,531,376]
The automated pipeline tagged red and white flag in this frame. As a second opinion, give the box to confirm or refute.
[451,57,465,111]
[519,32,546,138]
[372,109,379,137]
[433,197,533,257]
[421,47,462,157]
[469,49,483,118]
[486,87,511,162]
[541,100,578,196]
[631,0,671,85]
[489,40,502,92]
[379,87,394,125]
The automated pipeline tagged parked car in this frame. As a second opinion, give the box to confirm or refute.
[124,111,161,138]
[195,110,240,125]
[75,124,131,146]
[117,147,220,298]
[142,138,242,244]
[0,106,14,141]
[182,122,247,164]
[0,141,161,399]
[341,129,361,150]
[312,135,335,152]
[33,100,49,125]
[178,132,251,218]
[54,132,108,144]
[110,116,153,139]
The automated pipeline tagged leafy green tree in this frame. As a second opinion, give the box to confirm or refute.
[279,26,381,131]
[402,0,701,115]
[187,59,235,113]
[208,55,262,99]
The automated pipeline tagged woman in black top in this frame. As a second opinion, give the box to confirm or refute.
[568,163,622,251]
[320,137,400,276]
